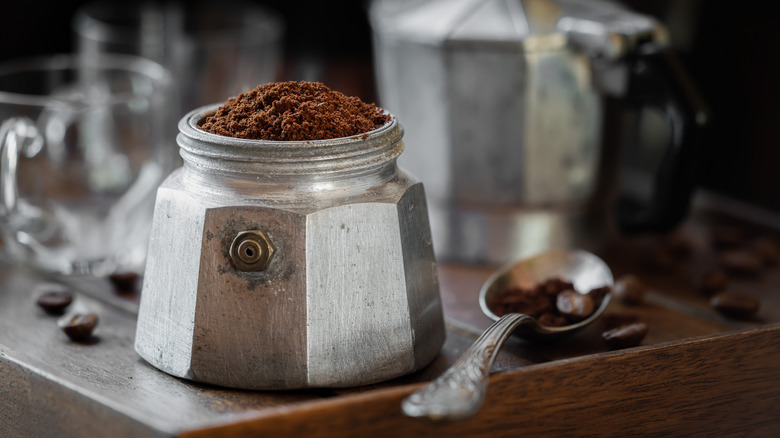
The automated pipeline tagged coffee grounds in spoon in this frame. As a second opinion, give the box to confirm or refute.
[197,81,390,141]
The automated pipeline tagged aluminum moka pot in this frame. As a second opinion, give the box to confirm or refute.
[370,0,706,265]
[135,105,445,389]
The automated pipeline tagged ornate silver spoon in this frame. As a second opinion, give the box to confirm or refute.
[402,249,613,420]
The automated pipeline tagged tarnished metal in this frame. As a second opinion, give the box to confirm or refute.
[370,0,669,265]
[230,230,275,272]
[135,105,445,389]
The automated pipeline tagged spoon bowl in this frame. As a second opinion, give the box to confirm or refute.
[402,249,613,421]
[480,249,613,341]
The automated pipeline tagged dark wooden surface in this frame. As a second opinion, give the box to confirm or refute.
[180,325,780,438]
[1,192,780,437]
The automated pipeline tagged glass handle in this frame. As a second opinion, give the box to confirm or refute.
[0,117,41,215]
[616,50,708,233]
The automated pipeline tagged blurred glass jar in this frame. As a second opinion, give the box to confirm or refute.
[73,1,284,118]
[0,54,173,275]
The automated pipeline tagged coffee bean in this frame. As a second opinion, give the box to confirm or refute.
[587,286,611,304]
[710,291,760,320]
[492,286,553,318]
[108,272,140,294]
[556,290,595,321]
[36,289,73,315]
[602,322,648,349]
[540,277,574,296]
[720,251,762,276]
[537,312,569,327]
[613,274,645,305]
[493,278,607,326]
[601,313,640,331]
[697,270,729,295]
[752,236,779,265]
[60,313,99,342]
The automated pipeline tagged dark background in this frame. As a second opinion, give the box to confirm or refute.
[2,0,779,215]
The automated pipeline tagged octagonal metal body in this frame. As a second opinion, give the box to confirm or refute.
[135,105,445,389]
[370,0,668,265]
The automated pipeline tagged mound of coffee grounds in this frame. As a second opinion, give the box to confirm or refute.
[197,81,390,141]
[490,277,610,327]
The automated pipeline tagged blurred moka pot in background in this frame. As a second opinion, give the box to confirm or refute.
[370,0,706,265]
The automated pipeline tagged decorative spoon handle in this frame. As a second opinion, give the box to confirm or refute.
[401,313,534,421]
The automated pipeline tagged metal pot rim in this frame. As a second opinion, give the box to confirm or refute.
[177,103,404,174]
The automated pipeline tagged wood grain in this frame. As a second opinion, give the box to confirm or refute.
[2,200,780,437]
[180,325,780,438]
[0,267,321,437]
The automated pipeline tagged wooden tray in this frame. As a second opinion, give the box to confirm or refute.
[1,193,779,437]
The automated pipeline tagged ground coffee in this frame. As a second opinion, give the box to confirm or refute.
[197,81,390,141]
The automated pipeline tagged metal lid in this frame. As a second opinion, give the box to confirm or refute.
[371,0,667,58]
